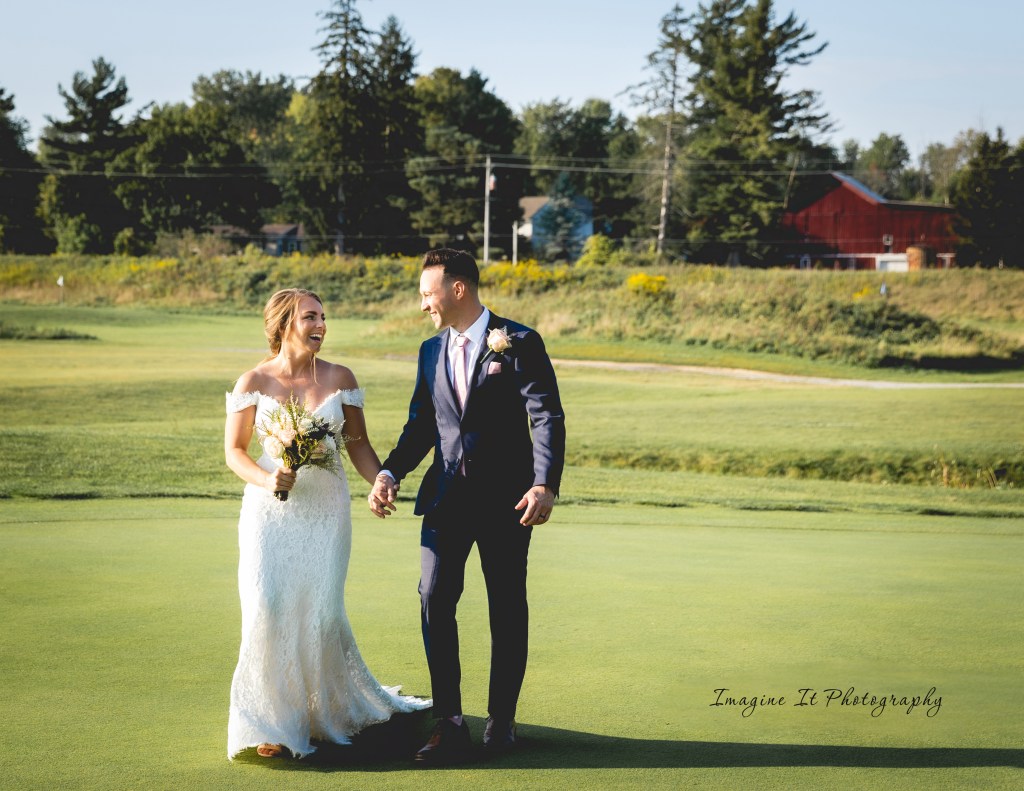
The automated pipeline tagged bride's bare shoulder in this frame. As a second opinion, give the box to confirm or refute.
[232,364,274,395]
[317,359,359,391]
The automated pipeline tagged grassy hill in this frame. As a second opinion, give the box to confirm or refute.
[3,252,1023,374]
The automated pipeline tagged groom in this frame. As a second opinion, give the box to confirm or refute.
[369,248,565,764]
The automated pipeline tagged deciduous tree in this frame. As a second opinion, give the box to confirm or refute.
[628,3,691,255]
[111,103,279,246]
[407,67,523,254]
[918,130,981,205]
[191,70,294,159]
[0,87,46,251]
[854,132,912,198]
[515,98,639,239]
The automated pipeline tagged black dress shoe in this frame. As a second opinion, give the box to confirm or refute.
[482,717,517,750]
[414,719,472,765]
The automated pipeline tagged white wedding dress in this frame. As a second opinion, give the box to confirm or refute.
[225,388,430,759]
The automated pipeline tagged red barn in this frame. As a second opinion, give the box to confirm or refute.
[781,172,957,270]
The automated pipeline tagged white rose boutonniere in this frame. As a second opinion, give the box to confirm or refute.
[487,326,512,354]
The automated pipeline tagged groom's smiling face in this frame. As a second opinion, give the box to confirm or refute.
[419,267,458,330]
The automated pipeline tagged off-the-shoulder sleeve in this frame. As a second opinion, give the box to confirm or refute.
[339,388,365,408]
[226,391,259,413]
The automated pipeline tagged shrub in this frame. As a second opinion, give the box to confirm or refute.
[152,230,235,259]
[625,272,670,297]
[576,235,616,268]
[113,228,144,256]
[53,215,101,254]
[480,260,574,295]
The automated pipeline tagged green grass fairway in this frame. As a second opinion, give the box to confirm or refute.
[1,303,1022,789]
[1,499,1021,790]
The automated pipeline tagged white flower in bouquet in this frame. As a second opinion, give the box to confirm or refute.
[264,436,285,459]
[273,426,297,444]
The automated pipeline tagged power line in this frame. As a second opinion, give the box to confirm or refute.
[2,161,938,180]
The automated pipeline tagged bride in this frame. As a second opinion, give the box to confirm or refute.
[224,288,429,760]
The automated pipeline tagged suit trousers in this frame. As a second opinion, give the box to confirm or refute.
[419,477,533,720]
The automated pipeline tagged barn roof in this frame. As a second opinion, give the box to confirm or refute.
[790,172,953,213]
[833,172,888,204]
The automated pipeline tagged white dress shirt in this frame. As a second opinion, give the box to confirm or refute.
[377,307,490,484]
[446,307,490,388]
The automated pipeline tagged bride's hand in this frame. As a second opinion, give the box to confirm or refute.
[368,473,399,518]
[265,466,296,493]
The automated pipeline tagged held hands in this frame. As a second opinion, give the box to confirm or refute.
[367,476,551,523]
[368,473,400,519]
[515,485,555,526]
[265,466,296,494]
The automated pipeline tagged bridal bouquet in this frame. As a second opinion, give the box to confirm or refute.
[256,396,338,501]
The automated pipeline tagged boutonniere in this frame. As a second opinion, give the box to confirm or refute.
[486,326,512,354]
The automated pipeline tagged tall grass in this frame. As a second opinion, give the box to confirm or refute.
[3,253,1024,370]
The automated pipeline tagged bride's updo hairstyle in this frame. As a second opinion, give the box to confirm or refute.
[263,288,323,357]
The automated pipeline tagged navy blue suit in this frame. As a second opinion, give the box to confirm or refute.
[382,312,565,719]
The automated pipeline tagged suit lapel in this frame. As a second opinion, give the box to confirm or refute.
[431,333,461,417]
[466,311,504,407]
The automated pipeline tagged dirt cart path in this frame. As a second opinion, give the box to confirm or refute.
[552,358,1024,390]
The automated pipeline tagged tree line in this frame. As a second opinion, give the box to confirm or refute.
[1,0,1021,267]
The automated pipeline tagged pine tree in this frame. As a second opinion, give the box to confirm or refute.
[37,58,132,252]
[306,0,377,253]
[681,0,830,264]
[952,129,1023,268]
[533,173,587,261]
[361,16,421,253]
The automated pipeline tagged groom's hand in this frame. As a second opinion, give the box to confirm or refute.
[515,485,555,526]
[369,473,399,518]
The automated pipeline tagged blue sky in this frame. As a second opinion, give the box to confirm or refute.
[3,0,1021,158]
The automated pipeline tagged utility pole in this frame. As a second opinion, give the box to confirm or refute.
[483,155,493,263]
[335,181,346,255]
[656,66,677,259]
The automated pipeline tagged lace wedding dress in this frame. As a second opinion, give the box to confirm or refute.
[225,388,430,759]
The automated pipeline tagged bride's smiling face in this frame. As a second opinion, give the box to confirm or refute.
[284,295,326,354]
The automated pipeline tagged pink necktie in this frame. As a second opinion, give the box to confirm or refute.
[453,334,469,410]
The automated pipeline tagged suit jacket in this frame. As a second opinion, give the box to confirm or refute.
[382,311,565,516]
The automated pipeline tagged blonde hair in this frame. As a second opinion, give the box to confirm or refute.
[263,288,323,357]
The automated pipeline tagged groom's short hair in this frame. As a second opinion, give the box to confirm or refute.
[423,248,479,287]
